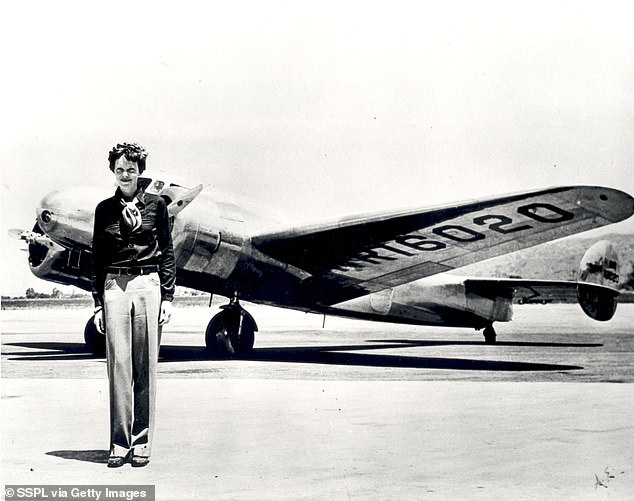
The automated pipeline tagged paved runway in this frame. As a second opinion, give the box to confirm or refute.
[2,304,634,499]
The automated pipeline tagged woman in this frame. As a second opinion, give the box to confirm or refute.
[91,142,176,468]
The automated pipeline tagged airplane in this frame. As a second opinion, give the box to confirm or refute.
[9,172,634,357]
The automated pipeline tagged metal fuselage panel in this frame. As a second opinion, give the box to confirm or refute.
[171,197,243,294]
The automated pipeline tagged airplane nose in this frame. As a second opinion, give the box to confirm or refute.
[36,190,62,232]
[36,187,111,248]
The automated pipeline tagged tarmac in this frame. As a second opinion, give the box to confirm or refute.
[2,304,634,500]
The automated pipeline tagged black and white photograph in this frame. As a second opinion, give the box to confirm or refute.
[2,1,634,499]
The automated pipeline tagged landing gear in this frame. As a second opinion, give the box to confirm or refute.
[84,315,106,356]
[483,324,497,344]
[205,296,257,358]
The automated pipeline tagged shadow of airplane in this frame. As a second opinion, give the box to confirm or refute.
[225,345,583,371]
[5,339,586,372]
[46,449,108,464]
[368,339,603,348]
[4,342,104,361]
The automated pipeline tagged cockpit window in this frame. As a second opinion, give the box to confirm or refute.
[140,176,190,209]
[150,180,165,193]
[143,178,166,195]
[141,176,186,194]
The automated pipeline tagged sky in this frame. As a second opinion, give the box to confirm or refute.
[2,0,634,296]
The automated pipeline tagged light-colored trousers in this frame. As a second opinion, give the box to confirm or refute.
[104,273,161,458]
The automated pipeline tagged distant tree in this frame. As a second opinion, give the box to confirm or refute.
[24,287,54,299]
[51,287,62,298]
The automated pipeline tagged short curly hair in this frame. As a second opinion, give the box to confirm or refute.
[108,142,148,173]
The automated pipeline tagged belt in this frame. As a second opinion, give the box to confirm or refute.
[106,265,159,276]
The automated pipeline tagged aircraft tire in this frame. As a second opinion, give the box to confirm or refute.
[205,311,255,359]
[84,316,106,356]
[483,325,497,344]
[235,322,255,355]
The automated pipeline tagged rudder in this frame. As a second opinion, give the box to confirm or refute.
[577,240,620,321]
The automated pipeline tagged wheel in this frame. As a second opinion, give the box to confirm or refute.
[205,309,256,359]
[84,315,106,356]
[483,325,497,344]
[235,320,255,355]
[205,321,235,358]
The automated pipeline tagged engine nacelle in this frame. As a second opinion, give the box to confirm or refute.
[26,224,92,290]
[577,240,620,321]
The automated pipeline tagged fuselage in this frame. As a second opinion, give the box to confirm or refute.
[31,174,512,329]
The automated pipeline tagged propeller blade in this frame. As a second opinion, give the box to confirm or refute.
[33,234,55,247]
[168,184,204,216]
[8,228,29,240]
[7,228,54,247]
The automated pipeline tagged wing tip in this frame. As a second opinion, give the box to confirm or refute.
[576,186,634,223]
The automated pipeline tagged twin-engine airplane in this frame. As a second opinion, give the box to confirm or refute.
[10,173,634,357]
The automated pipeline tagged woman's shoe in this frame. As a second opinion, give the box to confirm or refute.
[107,456,126,468]
[131,456,150,467]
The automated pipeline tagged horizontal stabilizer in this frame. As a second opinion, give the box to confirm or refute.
[464,277,618,304]
[464,240,622,313]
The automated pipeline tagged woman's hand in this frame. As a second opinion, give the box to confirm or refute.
[159,300,172,326]
[94,307,105,334]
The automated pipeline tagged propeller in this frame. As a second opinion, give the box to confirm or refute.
[7,228,27,240]
[7,228,55,247]
[167,184,204,216]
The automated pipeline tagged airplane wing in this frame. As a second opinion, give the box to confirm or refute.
[252,186,633,304]
[463,278,619,304]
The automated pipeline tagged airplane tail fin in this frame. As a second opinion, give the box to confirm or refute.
[577,240,620,321]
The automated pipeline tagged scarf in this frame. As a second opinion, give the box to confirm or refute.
[120,197,142,232]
